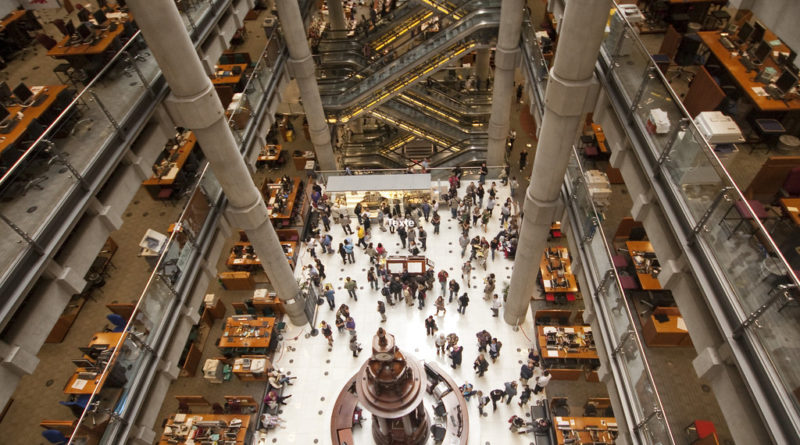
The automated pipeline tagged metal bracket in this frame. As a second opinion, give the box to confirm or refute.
[0,213,43,254]
[634,406,662,430]
[612,330,634,356]
[657,118,690,168]
[734,284,796,337]
[89,90,121,132]
[689,186,733,243]
[596,269,614,296]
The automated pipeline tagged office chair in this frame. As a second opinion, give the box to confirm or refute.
[106,313,127,332]
[778,167,800,199]
[551,397,570,416]
[42,429,69,445]
[52,19,70,37]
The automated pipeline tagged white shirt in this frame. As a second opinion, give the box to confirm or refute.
[536,374,552,387]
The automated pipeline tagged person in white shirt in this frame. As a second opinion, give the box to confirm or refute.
[532,370,551,394]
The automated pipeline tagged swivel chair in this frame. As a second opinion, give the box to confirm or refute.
[42,429,69,445]
[106,313,127,332]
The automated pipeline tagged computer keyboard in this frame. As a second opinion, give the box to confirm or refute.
[765,84,783,100]
[719,36,735,50]
[739,56,758,72]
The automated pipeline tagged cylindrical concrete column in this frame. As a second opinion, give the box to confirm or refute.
[504,0,612,325]
[277,0,337,170]
[327,0,347,33]
[485,0,524,166]
[127,0,307,325]
[475,48,490,88]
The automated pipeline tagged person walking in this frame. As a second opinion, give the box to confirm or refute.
[357,226,367,248]
[349,335,362,357]
[367,267,378,290]
[422,200,431,221]
[417,286,426,309]
[486,196,496,215]
[345,316,356,336]
[449,345,463,369]
[532,370,551,395]
[381,282,393,305]
[500,202,511,226]
[448,279,460,302]
[407,226,416,249]
[437,270,449,295]
[344,240,355,263]
[520,360,535,387]
[473,353,489,377]
[479,162,488,185]
[477,391,490,416]
[397,224,407,248]
[435,333,447,355]
[377,208,386,231]
[457,292,469,314]
[320,321,333,347]
[324,285,336,310]
[341,212,353,234]
[344,277,358,301]
[519,146,528,172]
[434,295,446,316]
[425,315,438,336]
[509,176,519,199]
[488,337,503,362]
[504,381,518,405]
[462,261,472,287]
[476,330,491,352]
[404,284,414,306]
[459,233,469,257]
[483,276,495,300]
[338,242,347,264]
[390,276,402,302]
[321,213,331,232]
[431,212,441,234]
[377,300,386,322]
[418,227,427,250]
[491,294,502,317]
[490,389,504,411]
[321,233,333,254]
[518,386,533,407]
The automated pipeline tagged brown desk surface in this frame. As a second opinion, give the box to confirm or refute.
[626,241,662,290]
[48,18,128,57]
[218,316,275,349]
[258,144,282,162]
[779,198,800,226]
[0,10,25,31]
[539,247,579,293]
[142,132,197,186]
[0,85,69,155]
[227,241,296,269]
[537,325,598,360]
[64,332,126,395]
[262,177,302,220]
[158,414,250,445]
[553,416,617,445]
[210,64,248,86]
[591,123,609,154]
[698,31,800,112]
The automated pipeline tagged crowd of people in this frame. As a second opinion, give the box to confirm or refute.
[296,167,558,433]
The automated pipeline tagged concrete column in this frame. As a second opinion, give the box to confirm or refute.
[485,0,524,166]
[277,0,337,170]
[327,0,347,33]
[504,0,611,325]
[475,48,490,88]
[127,0,307,325]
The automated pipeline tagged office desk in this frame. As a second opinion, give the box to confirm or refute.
[698,31,800,112]
[227,241,297,270]
[553,416,618,445]
[642,306,692,347]
[591,123,609,154]
[539,247,579,293]
[0,85,70,158]
[47,16,130,73]
[261,177,304,223]
[537,325,598,380]
[626,241,662,290]
[256,144,282,168]
[779,198,800,226]
[210,64,248,89]
[218,316,275,350]
[142,132,198,198]
[63,332,126,395]
[0,10,36,49]
[158,414,250,445]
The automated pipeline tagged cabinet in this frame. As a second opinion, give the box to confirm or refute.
[219,271,255,290]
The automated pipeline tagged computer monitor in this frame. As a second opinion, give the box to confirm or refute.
[77,8,91,23]
[788,49,797,65]
[0,106,9,123]
[0,82,11,105]
[12,83,32,104]
[751,21,766,44]
[753,40,772,64]
[76,22,93,39]
[776,70,799,94]
[737,22,753,43]
[92,9,108,25]
[72,358,96,369]
[65,19,76,37]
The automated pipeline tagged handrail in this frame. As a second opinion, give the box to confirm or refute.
[0,29,144,189]
[565,145,677,444]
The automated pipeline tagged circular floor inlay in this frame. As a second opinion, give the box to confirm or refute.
[701,384,711,393]
[45,379,54,387]
[26,206,37,213]
[126,212,133,217]
[320,397,325,401]
[142,212,148,217]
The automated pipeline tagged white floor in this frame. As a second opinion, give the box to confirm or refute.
[270,180,547,444]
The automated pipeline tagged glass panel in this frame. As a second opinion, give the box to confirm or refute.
[137,271,177,345]
[199,167,222,202]
[610,30,651,104]
[662,127,725,223]
[631,71,683,157]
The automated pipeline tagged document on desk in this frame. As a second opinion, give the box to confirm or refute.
[543,326,557,334]
[163,166,180,181]
[546,350,560,357]
[543,279,552,288]
[676,316,687,331]
[751,86,769,97]
[72,379,88,390]
[563,327,575,334]
[787,206,799,213]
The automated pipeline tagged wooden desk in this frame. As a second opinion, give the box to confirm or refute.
[256,144,282,167]
[538,325,598,381]
[232,355,270,381]
[142,132,198,198]
[261,177,303,222]
[553,416,618,445]
[626,241,662,290]
[591,123,609,154]
[0,10,25,32]
[227,241,297,270]
[0,85,70,157]
[218,316,275,350]
[698,31,800,112]
[48,18,127,58]
[210,64,248,89]
[539,247,579,293]
[64,332,126,395]
[642,306,692,347]
[779,198,800,226]
[158,414,250,445]
[251,289,284,315]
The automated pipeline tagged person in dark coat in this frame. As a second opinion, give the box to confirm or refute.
[449,345,463,369]
[473,353,489,377]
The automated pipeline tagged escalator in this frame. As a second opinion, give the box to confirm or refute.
[379,98,486,142]
[319,2,501,121]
